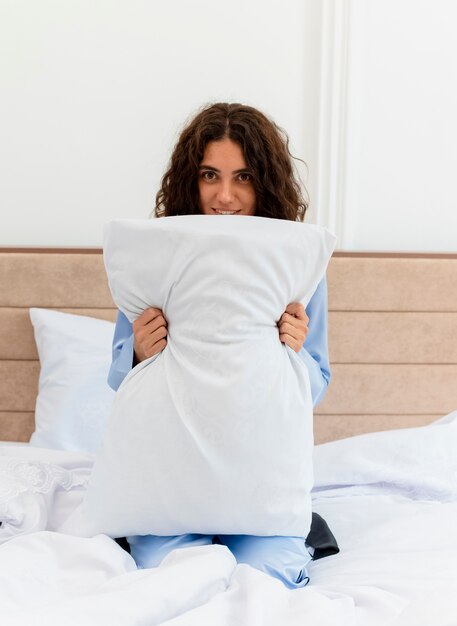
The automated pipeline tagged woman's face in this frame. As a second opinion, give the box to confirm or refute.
[198,138,256,216]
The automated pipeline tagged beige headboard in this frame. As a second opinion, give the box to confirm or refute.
[1,249,456,444]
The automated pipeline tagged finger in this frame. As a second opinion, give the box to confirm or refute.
[144,338,167,358]
[142,338,167,359]
[285,302,308,321]
[145,314,167,333]
[279,318,306,332]
[280,312,309,327]
[137,307,164,326]
[148,324,168,345]
[133,310,166,334]
[278,321,302,340]
[134,320,168,358]
[279,333,301,352]
[140,325,167,352]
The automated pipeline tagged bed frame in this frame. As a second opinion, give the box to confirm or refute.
[1,249,456,444]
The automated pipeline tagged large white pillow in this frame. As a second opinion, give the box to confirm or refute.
[29,308,115,454]
[74,216,336,538]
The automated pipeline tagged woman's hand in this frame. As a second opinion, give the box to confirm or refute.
[278,303,309,353]
[133,307,168,363]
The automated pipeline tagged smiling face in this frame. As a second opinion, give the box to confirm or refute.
[198,138,256,216]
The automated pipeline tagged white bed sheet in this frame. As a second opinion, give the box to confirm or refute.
[1,415,457,625]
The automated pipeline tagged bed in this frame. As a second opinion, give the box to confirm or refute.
[1,247,457,625]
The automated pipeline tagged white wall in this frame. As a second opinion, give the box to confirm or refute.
[0,0,308,246]
[327,0,457,252]
[2,0,457,252]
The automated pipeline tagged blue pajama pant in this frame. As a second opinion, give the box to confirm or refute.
[127,534,312,589]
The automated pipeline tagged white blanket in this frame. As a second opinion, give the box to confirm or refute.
[1,414,457,625]
[0,445,93,543]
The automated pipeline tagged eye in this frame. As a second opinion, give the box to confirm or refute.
[200,170,217,182]
[237,172,253,183]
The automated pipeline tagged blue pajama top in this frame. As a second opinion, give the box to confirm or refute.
[108,277,331,407]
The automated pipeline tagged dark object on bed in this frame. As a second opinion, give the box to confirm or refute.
[114,536,131,553]
[307,512,339,560]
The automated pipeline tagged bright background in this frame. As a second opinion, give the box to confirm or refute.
[1,0,456,251]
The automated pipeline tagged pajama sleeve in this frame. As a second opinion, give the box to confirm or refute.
[297,277,331,407]
[108,310,134,391]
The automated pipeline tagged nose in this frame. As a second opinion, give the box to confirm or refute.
[216,179,235,205]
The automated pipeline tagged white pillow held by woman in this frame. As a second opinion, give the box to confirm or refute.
[70,216,336,538]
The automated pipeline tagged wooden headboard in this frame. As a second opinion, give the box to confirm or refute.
[1,249,456,444]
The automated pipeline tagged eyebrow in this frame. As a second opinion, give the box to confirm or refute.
[198,165,251,174]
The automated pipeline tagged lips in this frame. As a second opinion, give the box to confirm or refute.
[212,209,240,215]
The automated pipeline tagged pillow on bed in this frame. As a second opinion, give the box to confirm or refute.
[74,216,336,538]
[313,411,457,501]
[29,308,115,454]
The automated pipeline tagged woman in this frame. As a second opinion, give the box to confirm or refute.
[108,102,335,589]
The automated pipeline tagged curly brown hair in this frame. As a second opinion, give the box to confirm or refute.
[154,103,308,221]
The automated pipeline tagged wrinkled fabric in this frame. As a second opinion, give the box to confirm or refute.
[70,216,335,538]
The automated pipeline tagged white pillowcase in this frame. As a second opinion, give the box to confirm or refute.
[75,216,336,538]
[313,411,457,501]
[30,308,115,454]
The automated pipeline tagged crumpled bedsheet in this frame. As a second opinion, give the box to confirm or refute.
[0,445,93,543]
[1,414,457,625]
